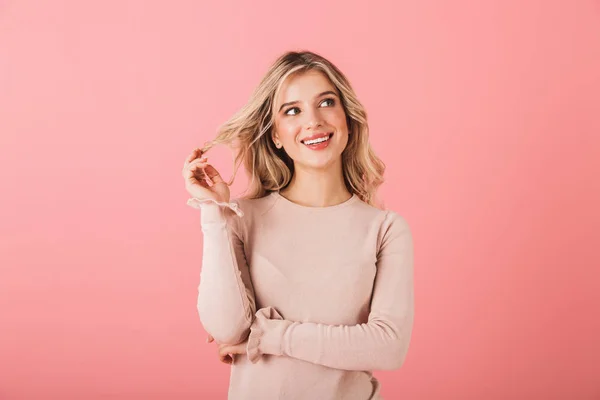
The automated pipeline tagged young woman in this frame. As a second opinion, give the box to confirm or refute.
[181,50,414,400]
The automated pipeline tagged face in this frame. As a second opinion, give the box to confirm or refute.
[272,70,349,171]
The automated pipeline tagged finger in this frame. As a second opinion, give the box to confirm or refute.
[203,164,225,185]
[219,353,233,364]
[187,157,208,169]
[182,157,207,179]
[219,344,245,357]
[218,345,238,357]
[183,148,204,168]
[187,158,209,171]
[217,345,234,363]
[188,161,215,186]
[218,345,230,356]
[183,158,209,179]
[187,148,203,162]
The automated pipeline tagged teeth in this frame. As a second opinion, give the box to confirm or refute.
[304,135,330,145]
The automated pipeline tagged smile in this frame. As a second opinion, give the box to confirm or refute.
[301,133,333,145]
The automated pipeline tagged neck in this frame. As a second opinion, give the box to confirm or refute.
[280,159,352,207]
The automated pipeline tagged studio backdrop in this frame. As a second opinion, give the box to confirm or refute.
[1,1,599,399]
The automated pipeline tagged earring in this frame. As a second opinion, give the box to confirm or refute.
[275,142,281,148]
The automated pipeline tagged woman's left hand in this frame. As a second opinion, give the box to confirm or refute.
[207,334,248,365]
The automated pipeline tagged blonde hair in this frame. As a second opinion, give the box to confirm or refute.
[200,50,386,208]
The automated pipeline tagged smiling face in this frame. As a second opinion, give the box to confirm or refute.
[272,69,349,171]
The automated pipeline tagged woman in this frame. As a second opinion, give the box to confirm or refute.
[181,50,414,400]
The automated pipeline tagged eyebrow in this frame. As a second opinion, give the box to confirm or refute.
[278,90,338,112]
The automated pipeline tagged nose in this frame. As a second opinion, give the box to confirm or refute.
[303,107,324,130]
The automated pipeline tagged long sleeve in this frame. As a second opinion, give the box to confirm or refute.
[246,211,414,371]
[188,197,256,345]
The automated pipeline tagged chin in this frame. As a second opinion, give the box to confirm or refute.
[298,155,342,171]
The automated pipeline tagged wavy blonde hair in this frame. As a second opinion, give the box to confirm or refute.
[199,50,386,208]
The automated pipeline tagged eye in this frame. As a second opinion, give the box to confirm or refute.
[320,98,335,107]
[284,107,300,116]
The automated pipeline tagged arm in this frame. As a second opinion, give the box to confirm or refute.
[188,197,256,345]
[246,211,414,371]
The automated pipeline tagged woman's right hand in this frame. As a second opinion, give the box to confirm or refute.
[182,148,230,203]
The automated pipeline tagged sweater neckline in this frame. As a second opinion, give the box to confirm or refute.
[270,191,359,211]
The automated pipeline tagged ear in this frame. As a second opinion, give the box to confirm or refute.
[272,132,282,148]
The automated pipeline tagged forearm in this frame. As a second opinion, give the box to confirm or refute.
[246,307,414,371]
[195,201,255,344]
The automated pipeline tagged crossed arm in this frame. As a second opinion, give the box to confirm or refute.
[195,199,414,371]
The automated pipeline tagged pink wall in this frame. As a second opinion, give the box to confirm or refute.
[1,1,599,398]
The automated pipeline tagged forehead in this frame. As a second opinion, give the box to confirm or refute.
[276,70,336,104]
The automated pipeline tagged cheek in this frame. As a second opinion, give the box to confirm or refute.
[330,110,349,131]
[278,120,302,141]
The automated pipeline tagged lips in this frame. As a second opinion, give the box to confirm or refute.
[301,132,333,144]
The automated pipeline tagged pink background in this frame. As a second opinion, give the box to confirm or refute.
[1,1,599,399]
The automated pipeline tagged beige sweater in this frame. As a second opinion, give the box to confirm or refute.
[189,191,414,400]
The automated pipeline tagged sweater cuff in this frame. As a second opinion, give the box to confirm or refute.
[187,197,244,223]
[247,307,293,364]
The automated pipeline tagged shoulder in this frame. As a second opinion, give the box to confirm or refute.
[378,210,413,259]
[350,200,413,252]
[382,209,411,233]
[352,198,411,230]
